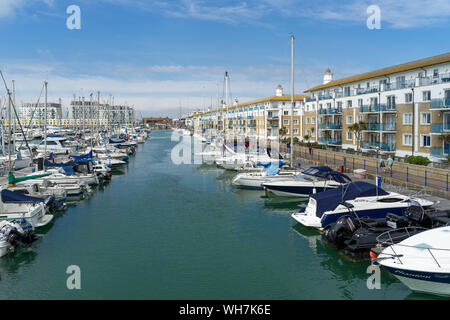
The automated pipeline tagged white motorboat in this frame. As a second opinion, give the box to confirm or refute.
[375,226,450,296]
[291,181,434,229]
[0,189,53,228]
[232,161,300,189]
[263,166,344,198]
[30,168,99,186]
[7,182,67,201]
[35,135,80,155]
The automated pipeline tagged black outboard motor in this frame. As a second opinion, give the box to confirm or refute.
[6,228,38,247]
[323,215,357,249]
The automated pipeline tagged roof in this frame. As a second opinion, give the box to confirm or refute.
[197,94,309,116]
[305,52,450,93]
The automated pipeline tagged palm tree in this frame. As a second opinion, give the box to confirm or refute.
[348,121,366,154]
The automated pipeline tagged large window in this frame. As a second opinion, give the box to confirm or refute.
[421,112,431,125]
[421,135,431,147]
[422,91,431,101]
[405,93,413,103]
[346,115,353,124]
[444,113,450,131]
[403,134,413,146]
[403,113,413,125]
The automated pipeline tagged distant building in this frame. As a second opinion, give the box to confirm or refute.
[69,99,135,125]
[143,117,172,127]
[20,102,63,121]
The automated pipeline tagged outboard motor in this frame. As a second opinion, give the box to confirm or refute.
[322,215,357,249]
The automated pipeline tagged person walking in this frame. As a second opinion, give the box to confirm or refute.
[308,144,312,158]
[387,156,393,174]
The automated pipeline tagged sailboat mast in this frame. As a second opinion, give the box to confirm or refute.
[7,89,11,171]
[12,80,15,153]
[290,35,295,167]
[44,81,48,172]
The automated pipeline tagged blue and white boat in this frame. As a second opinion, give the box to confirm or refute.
[375,226,450,296]
[291,181,434,229]
[263,166,350,197]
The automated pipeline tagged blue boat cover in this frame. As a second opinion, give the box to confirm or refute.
[45,160,69,167]
[1,189,44,204]
[302,166,333,178]
[70,150,93,161]
[310,181,389,218]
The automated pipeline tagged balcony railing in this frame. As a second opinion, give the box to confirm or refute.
[318,94,333,101]
[356,86,379,95]
[362,142,396,152]
[305,97,316,102]
[430,98,450,109]
[319,108,342,115]
[319,138,342,145]
[319,123,342,130]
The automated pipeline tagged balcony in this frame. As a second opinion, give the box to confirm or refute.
[319,108,342,115]
[356,86,379,95]
[319,138,342,145]
[267,114,279,119]
[360,104,395,113]
[430,123,450,133]
[430,98,450,110]
[319,123,342,130]
[318,94,333,101]
[362,142,396,152]
[305,97,316,102]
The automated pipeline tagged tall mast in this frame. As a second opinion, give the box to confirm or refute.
[225,71,229,137]
[82,96,85,137]
[7,89,11,171]
[12,80,15,153]
[44,81,48,172]
[290,35,295,167]
[97,91,100,138]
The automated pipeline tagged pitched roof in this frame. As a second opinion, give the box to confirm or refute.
[305,52,450,93]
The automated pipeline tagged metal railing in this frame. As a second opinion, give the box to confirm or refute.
[280,143,450,193]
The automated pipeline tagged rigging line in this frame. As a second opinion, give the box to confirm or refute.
[296,50,310,92]
[21,82,45,147]
[0,69,34,157]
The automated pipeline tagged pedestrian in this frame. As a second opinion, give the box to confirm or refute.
[308,144,312,156]
[387,156,393,172]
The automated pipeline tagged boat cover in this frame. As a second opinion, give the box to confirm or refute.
[310,181,389,218]
[302,166,333,178]
[1,189,45,204]
[69,150,93,161]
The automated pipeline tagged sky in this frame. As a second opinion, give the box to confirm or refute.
[0,0,449,118]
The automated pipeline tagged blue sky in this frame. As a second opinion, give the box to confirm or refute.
[1,0,449,118]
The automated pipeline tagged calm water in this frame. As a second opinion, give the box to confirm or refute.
[0,130,441,299]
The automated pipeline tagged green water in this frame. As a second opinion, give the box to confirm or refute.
[0,130,440,299]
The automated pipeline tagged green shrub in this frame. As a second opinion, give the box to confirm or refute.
[405,155,430,166]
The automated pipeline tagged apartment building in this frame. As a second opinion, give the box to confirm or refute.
[20,102,63,125]
[193,85,308,140]
[304,52,450,161]
[192,52,450,162]
[69,99,135,125]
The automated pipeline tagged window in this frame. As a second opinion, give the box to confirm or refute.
[284,120,289,125]
[433,69,439,77]
[337,102,343,108]
[306,117,310,124]
[284,111,289,115]
[311,130,315,137]
[346,115,353,124]
[358,99,363,107]
[421,135,431,147]
[444,113,450,131]
[420,112,431,125]
[347,132,353,141]
[405,93,413,103]
[347,100,352,108]
[326,103,331,108]
[358,114,363,122]
[403,134,413,146]
[387,95,396,108]
[293,119,298,125]
[311,117,315,124]
[294,129,298,134]
[403,113,412,125]
[422,91,431,101]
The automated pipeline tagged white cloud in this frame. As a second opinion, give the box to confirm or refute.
[0,0,25,18]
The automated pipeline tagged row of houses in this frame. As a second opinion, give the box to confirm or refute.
[186,52,450,162]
